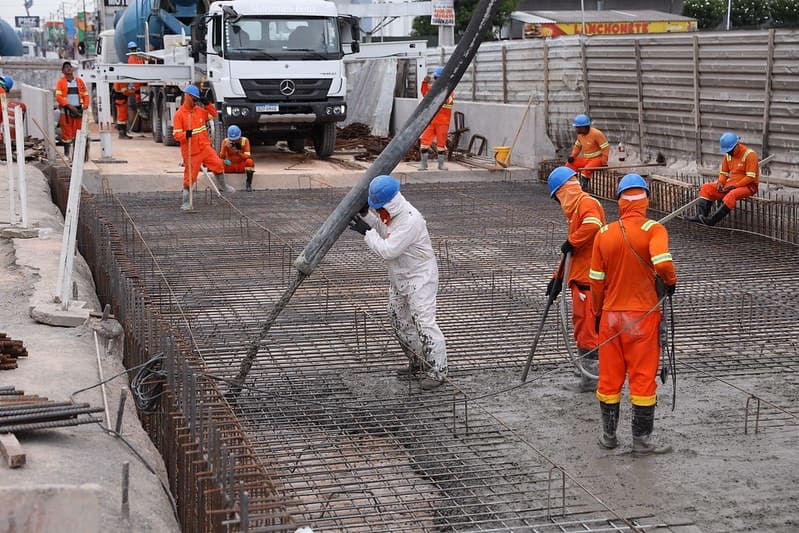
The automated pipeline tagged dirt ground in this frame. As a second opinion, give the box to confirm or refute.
[0,164,179,532]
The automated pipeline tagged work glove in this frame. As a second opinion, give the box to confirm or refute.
[348,215,371,236]
[545,277,562,300]
[665,283,676,297]
[358,202,369,217]
[185,129,193,139]
[223,159,231,166]
[715,182,726,193]
[560,239,574,255]
[567,156,575,163]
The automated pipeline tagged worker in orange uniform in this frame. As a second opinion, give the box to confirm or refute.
[686,132,759,227]
[418,66,453,171]
[589,174,677,456]
[546,166,606,393]
[113,81,135,139]
[565,114,609,190]
[55,61,90,159]
[220,125,255,192]
[172,84,231,210]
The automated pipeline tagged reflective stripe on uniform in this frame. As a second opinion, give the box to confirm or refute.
[583,216,603,227]
[641,220,656,231]
[589,269,606,280]
[720,171,730,177]
[746,172,756,177]
[596,391,621,404]
[584,149,602,157]
[191,126,207,134]
[651,252,673,265]
[741,149,754,161]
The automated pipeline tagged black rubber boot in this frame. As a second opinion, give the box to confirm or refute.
[564,348,598,393]
[686,198,712,223]
[245,170,254,192]
[419,150,428,171]
[597,401,620,449]
[631,404,672,456]
[64,141,71,159]
[118,124,133,139]
[437,152,448,170]
[699,204,731,227]
[396,357,422,380]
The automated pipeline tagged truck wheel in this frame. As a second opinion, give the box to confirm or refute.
[313,122,336,159]
[162,98,178,147]
[151,93,163,143]
[287,137,305,153]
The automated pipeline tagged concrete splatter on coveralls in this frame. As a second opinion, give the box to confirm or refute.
[362,192,448,380]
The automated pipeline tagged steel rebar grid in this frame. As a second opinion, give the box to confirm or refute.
[65,172,799,531]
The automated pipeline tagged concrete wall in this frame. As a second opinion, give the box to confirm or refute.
[20,84,57,161]
[393,97,557,169]
[0,57,64,97]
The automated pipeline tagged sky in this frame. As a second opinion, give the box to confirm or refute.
[0,0,95,28]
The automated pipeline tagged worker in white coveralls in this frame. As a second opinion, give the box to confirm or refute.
[348,175,448,390]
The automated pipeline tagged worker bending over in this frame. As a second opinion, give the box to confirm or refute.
[418,66,454,171]
[546,167,606,393]
[172,84,232,210]
[348,175,449,390]
[565,114,609,189]
[589,174,677,456]
[220,125,255,192]
[686,132,759,226]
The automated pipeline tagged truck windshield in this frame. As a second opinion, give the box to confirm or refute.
[224,17,341,60]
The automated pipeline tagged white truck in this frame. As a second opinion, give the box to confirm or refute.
[93,0,360,159]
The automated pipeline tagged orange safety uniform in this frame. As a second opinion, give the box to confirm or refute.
[589,188,676,408]
[698,143,759,210]
[113,82,134,126]
[566,127,609,179]
[555,178,606,351]
[419,78,454,153]
[128,54,145,102]
[220,136,255,173]
[172,99,225,188]
[55,75,89,143]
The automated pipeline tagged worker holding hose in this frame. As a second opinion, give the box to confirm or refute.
[685,132,759,226]
[546,166,606,393]
[348,175,448,390]
[589,174,676,456]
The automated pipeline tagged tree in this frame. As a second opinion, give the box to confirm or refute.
[770,0,799,27]
[412,0,520,41]
[730,0,770,28]
[682,0,726,30]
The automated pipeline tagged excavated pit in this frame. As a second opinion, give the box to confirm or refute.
[57,172,799,532]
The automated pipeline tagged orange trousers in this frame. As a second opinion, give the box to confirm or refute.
[223,158,254,173]
[699,182,758,209]
[115,98,128,125]
[570,285,598,350]
[182,144,225,188]
[595,310,661,407]
[566,156,604,179]
[420,122,449,152]
[59,112,82,143]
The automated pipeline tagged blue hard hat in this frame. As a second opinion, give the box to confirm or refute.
[227,125,241,140]
[719,132,739,153]
[547,166,577,198]
[617,173,650,198]
[433,66,444,78]
[368,175,400,209]
[573,114,591,127]
[183,84,201,99]
[127,41,138,49]
[1,76,12,92]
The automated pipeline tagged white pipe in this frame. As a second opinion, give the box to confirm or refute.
[14,106,27,228]
[1,93,17,225]
[94,330,112,429]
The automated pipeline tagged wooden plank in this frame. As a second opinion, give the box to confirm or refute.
[0,433,26,468]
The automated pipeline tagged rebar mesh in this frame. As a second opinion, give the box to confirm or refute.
[55,169,799,531]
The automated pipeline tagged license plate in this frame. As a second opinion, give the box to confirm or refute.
[256,103,279,113]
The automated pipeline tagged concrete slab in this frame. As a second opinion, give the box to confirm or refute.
[0,484,101,532]
[29,300,91,327]
[0,225,40,239]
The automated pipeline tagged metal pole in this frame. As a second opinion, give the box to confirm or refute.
[14,106,27,227]
[1,93,17,225]
[726,0,732,30]
[55,114,88,309]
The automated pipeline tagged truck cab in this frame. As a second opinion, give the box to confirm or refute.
[195,0,359,157]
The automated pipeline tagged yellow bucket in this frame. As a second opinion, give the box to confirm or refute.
[493,146,511,168]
